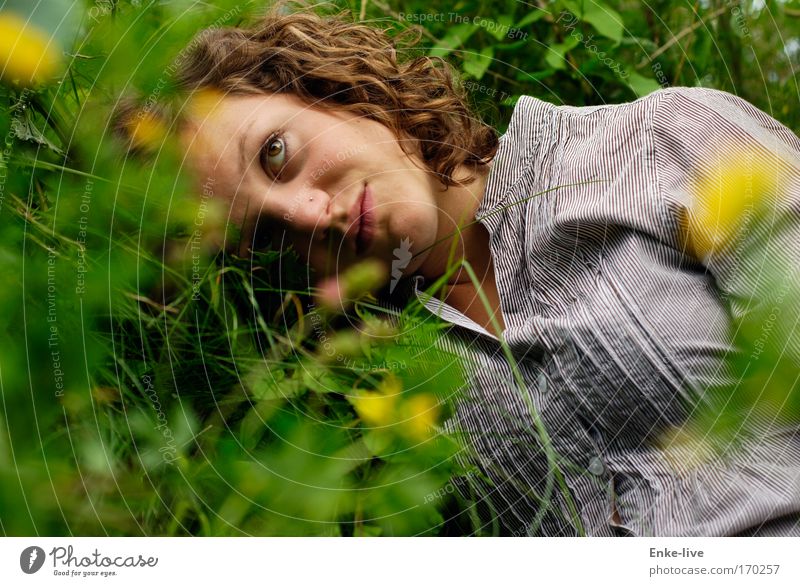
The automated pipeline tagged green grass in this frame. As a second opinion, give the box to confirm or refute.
[1,0,799,536]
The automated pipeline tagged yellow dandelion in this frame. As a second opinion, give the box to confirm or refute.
[400,393,440,442]
[687,146,780,258]
[0,11,61,86]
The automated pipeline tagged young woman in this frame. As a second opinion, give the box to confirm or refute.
[156,5,800,536]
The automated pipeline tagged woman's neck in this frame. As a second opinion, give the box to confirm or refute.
[415,166,506,336]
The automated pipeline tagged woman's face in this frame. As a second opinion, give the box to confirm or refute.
[181,91,445,283]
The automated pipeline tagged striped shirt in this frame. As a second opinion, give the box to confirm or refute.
[402,87,800,536]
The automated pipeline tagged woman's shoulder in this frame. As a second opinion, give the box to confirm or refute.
[511,87,799,166]
[514,86,748,120]
[650,86,800,170]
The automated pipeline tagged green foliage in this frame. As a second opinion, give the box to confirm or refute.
[382,0,799,128]
[1,0,798,536]
[0,0,480,536]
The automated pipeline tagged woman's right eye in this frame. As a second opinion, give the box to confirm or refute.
[261,133,287,180]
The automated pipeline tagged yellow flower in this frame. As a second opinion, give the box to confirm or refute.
[400,393,440,442]
[350,373,402,427]
[351,391,397,427]
[687,147,779,258]
[658,423,715,474]
[91,386,120,405]
[0,11,61,86]
[187,88,225,119]
[126,111,167,151]
[376,372,403,395]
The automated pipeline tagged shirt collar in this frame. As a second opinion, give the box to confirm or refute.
[407,95,555,338]
[410,274,500,340]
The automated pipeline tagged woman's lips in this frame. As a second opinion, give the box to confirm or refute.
[356,184,375,255]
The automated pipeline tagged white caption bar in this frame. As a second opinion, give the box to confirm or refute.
[1,537,799,585]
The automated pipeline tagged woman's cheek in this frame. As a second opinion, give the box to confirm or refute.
[393,209,437,255]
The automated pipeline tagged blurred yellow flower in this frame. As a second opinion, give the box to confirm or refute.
[91,386,120,405]
[687,147,780,258]
[0,11,61,86]
[126,111,167,151]
[400,393,440,442]
[349,374,441,441]
[350,373,402,427]
[351,390,397,427]
[658,423,715,474]
[187,88,225,119]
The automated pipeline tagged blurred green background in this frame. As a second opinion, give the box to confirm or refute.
[0,0,798,536]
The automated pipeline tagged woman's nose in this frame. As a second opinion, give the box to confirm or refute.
[272,188,331,238]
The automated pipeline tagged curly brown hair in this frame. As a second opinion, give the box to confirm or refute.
[169,1,498,188]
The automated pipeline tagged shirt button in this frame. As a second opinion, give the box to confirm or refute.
[588,456,605,476]
[537,371,548,393]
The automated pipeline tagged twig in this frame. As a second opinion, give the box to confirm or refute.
[636,5,728,69]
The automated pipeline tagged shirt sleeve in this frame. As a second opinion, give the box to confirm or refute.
[652,87,800,364]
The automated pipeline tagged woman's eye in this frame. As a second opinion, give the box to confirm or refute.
[261,134,287,179]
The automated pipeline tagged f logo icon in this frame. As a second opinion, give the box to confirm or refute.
[20,546,46,574]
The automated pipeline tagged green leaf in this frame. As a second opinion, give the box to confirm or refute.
[483,15,514,42]
[11,110,63,154]
[515,69,556,82]
[362,430,396,458]
[516,9,548,28]
[245,367,305,401]
[493,39,530,52]
[625,70,662,98]
[429,23,476,59]
[561,0,624,43]
[462,46,494,80]
[301,363,339,394]
[545,36,580,70]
